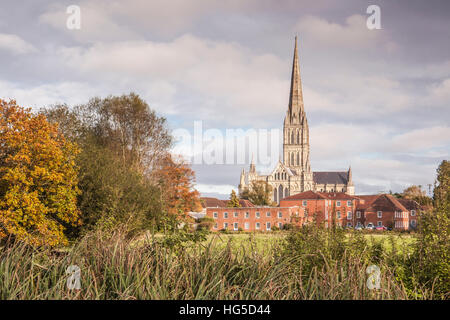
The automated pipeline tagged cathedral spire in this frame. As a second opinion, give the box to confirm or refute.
[348,166,353,185]
[288,36,304,120]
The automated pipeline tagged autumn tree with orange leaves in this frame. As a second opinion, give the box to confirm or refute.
[155,154,201,218]
[0,99,81,246]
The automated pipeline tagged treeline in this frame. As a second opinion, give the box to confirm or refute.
[0,94,201,246]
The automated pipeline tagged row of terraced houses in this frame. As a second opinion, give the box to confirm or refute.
[201,191,422,232]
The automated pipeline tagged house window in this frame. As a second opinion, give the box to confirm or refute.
[278,222,282,229]
[347,211,352,220]
[356,211,361,218]
[214,223,218,229]
[245,212,249,218]
[223,222,228,229]
[356,222,362,227]
[347,222,352,227]
[337,211,341,219]
[256,212,260,218]
[411,210,416,216]
[377,221,382,227]
[234,212,238,218]
[266,222,271,231]
[347,200,352,207]
[244,222,249,230]
[278,211,282,218]
[302,200,307,207]
[213,212,218,219]
[233,222,238,231]
[336,201,341,207]
[411,220,416,227]
[266,211,271,217]
[224,212,228,219]
[255,222,260,230]
[377,211,382,218]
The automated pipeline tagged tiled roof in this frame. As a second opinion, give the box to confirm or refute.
[397,198,421,210]
[282,190,328,201]
[200,197,226,208]
[319,192,359,200]
[313,171,349,185]
[201,197,255,208]
[356,194,408,212]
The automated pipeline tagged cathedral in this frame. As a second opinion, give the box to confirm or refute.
[238,37,354,204]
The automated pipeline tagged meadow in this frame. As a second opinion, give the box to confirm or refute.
[0,226,445,300]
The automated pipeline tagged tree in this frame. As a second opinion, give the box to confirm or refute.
[154,154,201,218]
[227,190,241,207]
[41,96,172,234]
[0,99,81,246]
[433,160,449,211]
[240,181,272,206]
[399,185,432,206]
[75,141,162,234]
[42,93,172,176]
[85,93,172,174]
[408,160,450,298]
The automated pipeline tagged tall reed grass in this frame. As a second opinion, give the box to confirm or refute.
[0,228,438,300]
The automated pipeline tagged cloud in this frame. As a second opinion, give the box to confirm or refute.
[428,78,450,107]
[0,80,104,109]
[0,33,36,54]
[294,14,396,51]
[196,183,237,195]
[56,34,289,126]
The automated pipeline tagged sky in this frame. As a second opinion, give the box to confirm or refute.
[1,0,449,199]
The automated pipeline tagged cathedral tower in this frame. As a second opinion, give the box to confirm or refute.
[283,37,312,181]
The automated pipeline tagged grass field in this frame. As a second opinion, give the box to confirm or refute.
[195,231,417,255]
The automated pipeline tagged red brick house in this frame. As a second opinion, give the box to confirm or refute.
[202,197,312,231]
[355,194,410,230]
[202,192,421,232]
[280,191,360,228]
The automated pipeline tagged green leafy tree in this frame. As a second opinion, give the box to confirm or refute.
[240,181,272,206]
[227,190,241,207]
[405,160,450,299]
[41,94,173,235]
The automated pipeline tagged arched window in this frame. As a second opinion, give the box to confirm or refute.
[274,190,277,203]
[297,130,300,144]
[296,153,300,166]
[291,153,294,165]
[284,187,289,197]
[278,185,283,202]
[291,130,294,144]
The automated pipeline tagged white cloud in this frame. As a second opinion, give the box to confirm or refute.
[294,14,396,51]
[0,80,104,109]
[56,34,289,126]
[195,183,237,195]
[428,78,450,107]
[0,33,36,55]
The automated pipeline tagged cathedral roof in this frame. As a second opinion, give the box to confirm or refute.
[313,171,349,185]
